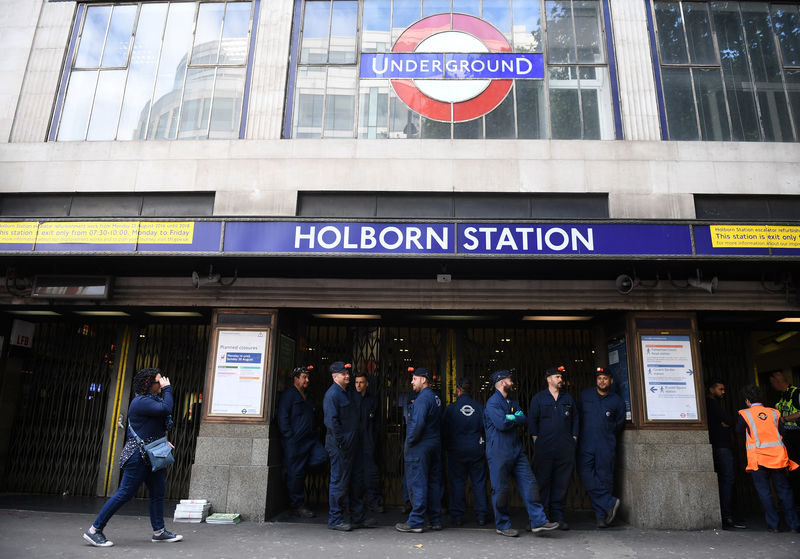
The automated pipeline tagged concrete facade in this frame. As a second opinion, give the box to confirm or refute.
[2,1,798,220]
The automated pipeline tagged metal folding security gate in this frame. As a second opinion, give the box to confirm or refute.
[133,323,209,500]
[298,323,596,510]
[699,328,759,517]
[3,322,119,496]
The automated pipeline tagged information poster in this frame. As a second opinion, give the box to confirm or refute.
[210,330,268,416]
[641,335,698,420]
[607,339,632,421]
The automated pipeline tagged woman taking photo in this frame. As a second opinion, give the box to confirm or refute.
[83,367,182,547]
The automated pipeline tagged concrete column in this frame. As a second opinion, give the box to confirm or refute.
[7,0,73,143]
[608,0,661,141]
[618,429,720,529]
[188,423,275,521]
[245,0,294,139]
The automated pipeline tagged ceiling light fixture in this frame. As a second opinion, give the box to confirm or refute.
[523,315,593,321]
[146,311,204,317]
[7,310,62,316]
[312,314,382,320]
[74,311,131,317]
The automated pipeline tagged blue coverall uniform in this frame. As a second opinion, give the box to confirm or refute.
[277,386,327,509]
[323,383,365,527]
[359,390,382,509]
[528,389,579,522]
[577,387,625,521]
[443,393,489,524]
[404,386,443,529]
[484,389,549,531]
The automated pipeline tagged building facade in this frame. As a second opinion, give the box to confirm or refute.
[1,0,799,529]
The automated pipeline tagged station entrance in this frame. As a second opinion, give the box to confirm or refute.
[293,319,599,510]
[291,312,800,518]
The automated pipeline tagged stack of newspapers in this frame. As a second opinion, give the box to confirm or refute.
[173,499,211,523]
[206,513,241,525]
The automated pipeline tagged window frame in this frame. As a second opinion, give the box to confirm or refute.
[49,0,260,142]
[283,0,623,139]
[649,0,800,142]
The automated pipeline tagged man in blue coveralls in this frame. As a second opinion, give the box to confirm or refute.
[354,371,383,513]
[577,367,625,528]
[529,365,579,530]
[442,377,489,526]
[485,369,558,537]
[276,365,327,518]
[396,366,443,533]
[323,361,373,531]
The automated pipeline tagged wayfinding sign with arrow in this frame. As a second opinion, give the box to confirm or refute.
[641,335,699,421]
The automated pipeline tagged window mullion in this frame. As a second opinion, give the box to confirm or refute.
[112,3,142,140]
[541,0,552,139]
[736,2,766,141]
[705,2,735,141]
[142,1,171,140]
[570,1,585,139]
[766,5,798,142]
[354,1,364,139]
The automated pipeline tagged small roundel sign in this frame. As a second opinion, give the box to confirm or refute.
[360,13,544,122]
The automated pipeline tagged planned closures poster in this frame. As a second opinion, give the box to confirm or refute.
[210,330,268,416]
[641,335,698,421]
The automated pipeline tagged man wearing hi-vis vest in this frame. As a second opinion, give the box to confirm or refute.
[736,384,800,533]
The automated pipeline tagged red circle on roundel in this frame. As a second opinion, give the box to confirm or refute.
[391,14,513,123]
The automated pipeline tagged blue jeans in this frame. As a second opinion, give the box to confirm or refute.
[487,452,548,531]
[750,467,800,531]
[712,447,735,520]
[93,451,166,532]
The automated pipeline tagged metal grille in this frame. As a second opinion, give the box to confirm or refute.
[132,323,209,500]
[298,323,594,510]
[3,322,117,496]
[699,328,759,517]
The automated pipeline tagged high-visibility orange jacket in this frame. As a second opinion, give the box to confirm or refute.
[739,405,800,472]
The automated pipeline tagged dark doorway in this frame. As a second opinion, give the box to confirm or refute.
[293,319,599,511]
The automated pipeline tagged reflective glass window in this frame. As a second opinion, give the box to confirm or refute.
[54,1,254,141]
[288,0,616,139]
[654,1,800,142]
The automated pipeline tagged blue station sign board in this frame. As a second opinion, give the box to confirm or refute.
[2,220,798,258]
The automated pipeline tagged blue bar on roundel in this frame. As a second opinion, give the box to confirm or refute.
[443,53,544,79]
[360,53,444,78]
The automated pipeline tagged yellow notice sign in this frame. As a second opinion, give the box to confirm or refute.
[0,222,39,244]
[710,225,800,249]
[138,222,195,244]
[37,222,140,244]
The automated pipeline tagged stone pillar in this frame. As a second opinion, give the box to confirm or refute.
[618,429,720,529]
[608,0,661,140]
[188,423,273,522]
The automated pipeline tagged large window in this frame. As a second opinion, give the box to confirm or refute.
[652,1,800,142]
[51,1,256,141]
[285,0,619,139]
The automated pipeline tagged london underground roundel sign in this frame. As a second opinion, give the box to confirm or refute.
[360,13,544,122]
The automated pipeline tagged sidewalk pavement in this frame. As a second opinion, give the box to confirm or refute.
[1,496,798,559]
